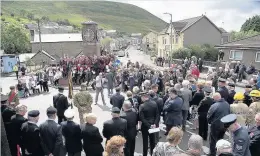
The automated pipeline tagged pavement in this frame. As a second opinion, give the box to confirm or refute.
[1,46,243,156]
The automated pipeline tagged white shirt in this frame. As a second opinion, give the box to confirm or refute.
[95,76,103,88]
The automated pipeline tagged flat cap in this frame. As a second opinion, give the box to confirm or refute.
[47,106,57,115]
[218,78,226,83]
[221,114,237,126]
[245,84,252,88]
[111,107,121,114]
[228,83,235,87]
[64,109,74,118]
[203,86,212,93]
[58,86,64,91]
[28,110,40,117]
[1,94,8,103]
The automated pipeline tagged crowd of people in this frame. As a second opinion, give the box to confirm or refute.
[2,55,260,156]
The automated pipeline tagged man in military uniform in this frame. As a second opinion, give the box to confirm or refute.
[73,83,93,124]
[221,114,251,156]
[230,92,249,127]
[227,83,236,105]
[248,113,260,156]
[20,110,45,156]
[244,85,253,106]
[217,78,229,101]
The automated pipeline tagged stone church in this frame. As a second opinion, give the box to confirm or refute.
[30,21,102,65]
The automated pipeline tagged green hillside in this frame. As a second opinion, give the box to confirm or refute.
[1,1,167,34]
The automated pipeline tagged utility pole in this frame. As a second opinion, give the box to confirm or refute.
[37,19,43,52]
[164,13,173,67]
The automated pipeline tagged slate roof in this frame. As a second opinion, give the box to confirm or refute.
[31,50,56,61]
[18,53,36,62]
[219,27,228,33]
[215,34,260,48]
[32,33,82,43]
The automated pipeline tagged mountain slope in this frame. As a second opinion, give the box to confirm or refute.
[1,1,167,34]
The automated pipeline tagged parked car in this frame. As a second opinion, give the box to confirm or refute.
[117,50,125,57]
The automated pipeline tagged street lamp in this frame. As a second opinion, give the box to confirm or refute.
[164,12,173,67]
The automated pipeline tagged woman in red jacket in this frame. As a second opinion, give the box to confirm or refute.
[191,66,200,79]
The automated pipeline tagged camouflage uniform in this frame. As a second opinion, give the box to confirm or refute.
[230,102,249,126]
[248,101,260,126]
[73,90,93,124]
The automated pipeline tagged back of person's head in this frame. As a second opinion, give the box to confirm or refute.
[105,136,126,156]
[216,139,232,156]
[188,134,203,154]
[115,87,121,92]
[174,83,181,91]
[166,127,183,145]
[126,91,132,98]
[213,93,222,101]
[133,86,140,94]
[182,80,190,88]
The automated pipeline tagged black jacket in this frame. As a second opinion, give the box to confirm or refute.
[53,93,69,116]
[249,126,260,156]
[151,95,164,116]
[227,90,236,104]
[197,97,213,116]
[102,117,127,141]
[217,86,229,101]
[244,91,253,106]
[60,121,82,153]
[120,109,138,139]
[110,92,125,110]
[81,123,104,156]
[139,100,160,129]
[39,120,65,156]
[191,90,205,106]
[10,114,28,145]
[1,105,16,143]
[20,122,45,156]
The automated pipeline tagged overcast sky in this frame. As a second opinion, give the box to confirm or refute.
[111,0,260,32]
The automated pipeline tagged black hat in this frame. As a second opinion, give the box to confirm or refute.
[203,86,212,93]
[228,83,235,87]
[47,106,57,115]
[58,86,64,91]
[139,91,149,96]
[221,114,237,128]
[1,94,8,103]
[28,110,40,117]
[218,78,226,83]
[111,107,121,114]
[245,85,252,88]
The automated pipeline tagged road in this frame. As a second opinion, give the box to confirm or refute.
[1,46,244,156]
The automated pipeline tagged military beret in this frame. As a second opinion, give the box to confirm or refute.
[28,110,40,117]
[111,107,121,114]
[58,86,64,91]
[203,86,212,93]
[245,85,252,88]
[46,106,57,115]
[1,94,8,103]
[221,114,237,127]
[218,78,226,83]
[228,83,235,87]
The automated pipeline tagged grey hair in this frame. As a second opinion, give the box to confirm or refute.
[182,80,190,87]
[188,134,203,151]
[123,100,132,109]
[133,86,140,94]
[174,83,181,91]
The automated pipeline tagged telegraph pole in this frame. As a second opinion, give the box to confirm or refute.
[164,12,173,67]
[37,19,43,52]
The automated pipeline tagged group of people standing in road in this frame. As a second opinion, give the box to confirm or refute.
[2,56,260,156]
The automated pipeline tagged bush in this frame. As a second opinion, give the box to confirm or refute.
[0,12,3,16]
[41,16,50,21]
[10,13,14,17]
[16,18,21,22]
[1,18,5,21]
[172,48,191,59]
[27,13,34,20]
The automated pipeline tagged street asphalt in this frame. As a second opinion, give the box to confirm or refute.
[1,46,243,156]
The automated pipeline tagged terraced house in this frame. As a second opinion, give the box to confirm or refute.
[157,15,230,57]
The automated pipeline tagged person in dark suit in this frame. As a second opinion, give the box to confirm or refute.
[102,107,127,142]
[20,110,45,156]
[1,94,16,156]
[53,86,69,124]
[191,83,205,106]
[60,109,82,156]
[120,101,138,156]
[244,85,253,106]
[10,105,28,156]
[217,78,229,101]
[227,83,236,104]
[139,92,160,156]
[39,106,65,156]
[81,113,104,156]
[197,87,214,140]
[110,87,125,110]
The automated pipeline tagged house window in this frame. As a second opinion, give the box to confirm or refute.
[146,38,149,43]
[175,35,179,44]
[153,38,156,43]
[164,38,167,44]
[162,37,165,44]
[255,52,260,62]
[229,50,243,60]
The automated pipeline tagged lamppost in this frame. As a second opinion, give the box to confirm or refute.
[164,12,173,67]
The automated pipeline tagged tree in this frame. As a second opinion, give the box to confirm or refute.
[172,48,191,59]
[41,16,50,22]
[10,13,14,17]
[1,23,30,54]
[27,13,34,20]
[241,15,260,32]
[20,9,27,17]
[230,30,260,41]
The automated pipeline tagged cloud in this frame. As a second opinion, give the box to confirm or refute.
[112,0,260,32]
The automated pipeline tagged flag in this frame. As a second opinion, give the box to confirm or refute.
[68,71,73,100]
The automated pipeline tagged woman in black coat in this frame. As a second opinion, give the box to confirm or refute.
[81,114,104,156]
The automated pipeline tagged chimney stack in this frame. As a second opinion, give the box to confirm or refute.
[30,29,35,42]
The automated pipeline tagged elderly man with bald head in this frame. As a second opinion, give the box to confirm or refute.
[207,93,230,156]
